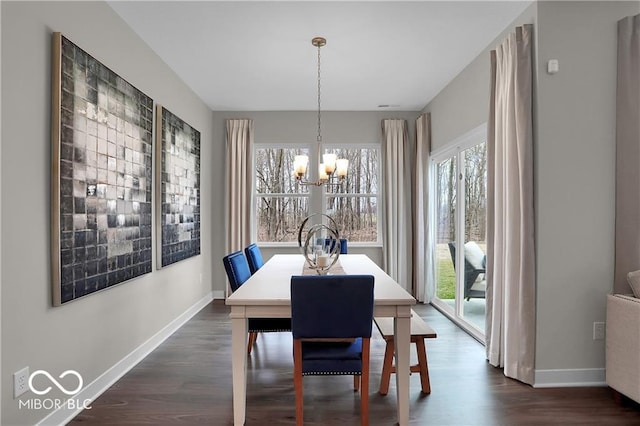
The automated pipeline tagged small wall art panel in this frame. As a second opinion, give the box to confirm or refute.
[51,33,154,306]
[156,106,201,268]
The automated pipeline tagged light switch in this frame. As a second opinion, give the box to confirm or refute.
[547,59,559,74]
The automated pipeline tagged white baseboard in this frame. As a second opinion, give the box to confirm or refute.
[37,291,214,426]
[212,290,225,300]
[534,368,606,388]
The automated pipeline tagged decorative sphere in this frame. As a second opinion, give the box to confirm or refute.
[297,214,341,274]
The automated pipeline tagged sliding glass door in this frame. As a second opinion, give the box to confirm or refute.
[431,125,487,342]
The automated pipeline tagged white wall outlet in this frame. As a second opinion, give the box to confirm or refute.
[593,322,605,340]
[14,367,29,398]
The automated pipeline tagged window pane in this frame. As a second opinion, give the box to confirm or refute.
[256,196,309,242]
[435,157,456,301]
[326,196,377,242]
[324,148,378,194]
[463,142,487,244]
[256,147,309,194]
[463,142,487,331]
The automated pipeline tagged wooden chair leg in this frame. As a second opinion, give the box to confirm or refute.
[354,375,360,391]
[378,338,394,395]
[247,332,258,355]
[294,340,304,426]
[415,337,431,394]
[361,338,370,426]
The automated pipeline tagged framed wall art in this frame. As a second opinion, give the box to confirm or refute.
[156,106,201,268]
[51,33,154,305]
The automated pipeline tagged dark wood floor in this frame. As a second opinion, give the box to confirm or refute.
[71,301,640,425]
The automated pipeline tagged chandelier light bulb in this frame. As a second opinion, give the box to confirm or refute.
[323,153,337,174]
[294,155,309,177]
[318,163,329,181]
[336,159,349,178]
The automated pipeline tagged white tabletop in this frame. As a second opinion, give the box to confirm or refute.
[226,254,416,308]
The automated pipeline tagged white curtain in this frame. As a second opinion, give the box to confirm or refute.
[225,119,254,266]
[614,14,640,294]
[414,113,434,302]
[381,119,412,292]
[486,24,536,385]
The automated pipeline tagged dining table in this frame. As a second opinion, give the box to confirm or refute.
[225,253,416,425]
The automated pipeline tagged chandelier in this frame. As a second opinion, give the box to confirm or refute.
[293,37,348,188]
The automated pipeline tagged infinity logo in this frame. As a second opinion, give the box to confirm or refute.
[28,370,83,396]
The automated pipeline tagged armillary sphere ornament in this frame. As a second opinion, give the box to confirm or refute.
[297,213,341,275]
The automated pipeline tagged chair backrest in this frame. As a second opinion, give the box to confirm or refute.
[244,243,264,275]
[324,238,348,254]
[290,275,374,339]
[447,242,486,297]
[447,242,456,268]
[448,242,485,272]
[223,251,252,292]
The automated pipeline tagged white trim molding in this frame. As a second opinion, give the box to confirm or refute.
[533,368,606,388]
[37,292,214,426]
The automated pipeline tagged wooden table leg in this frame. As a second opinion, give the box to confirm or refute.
[394,314,411,426]
[231,311,248,425]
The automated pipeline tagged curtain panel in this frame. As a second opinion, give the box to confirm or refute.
[614,14,640,294]
[414,113,433,302]
[381,119,412,293]
[225,119,254,279]
[486,24,536,385]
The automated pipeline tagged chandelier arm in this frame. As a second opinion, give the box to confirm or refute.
[295,175,345,187]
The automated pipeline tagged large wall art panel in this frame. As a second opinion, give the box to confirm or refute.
[156,105,201,267]
[51,33,154,305]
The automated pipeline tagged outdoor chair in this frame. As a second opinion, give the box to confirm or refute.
[447,242,486,300]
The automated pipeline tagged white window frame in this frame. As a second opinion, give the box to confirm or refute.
[254,143,381,246]
[253,144,311,247]
[322,143,381,247]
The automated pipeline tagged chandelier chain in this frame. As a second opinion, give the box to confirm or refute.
[317,41,322,143]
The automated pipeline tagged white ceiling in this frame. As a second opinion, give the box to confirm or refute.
[108,1,532,111]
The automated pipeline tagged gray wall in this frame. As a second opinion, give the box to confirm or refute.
[212,110,420,271]
[534,0,639,372]
[424,1,640,379]
[426,3,538,151]
[1,2,215,424]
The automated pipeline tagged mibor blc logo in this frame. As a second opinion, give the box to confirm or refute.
[19,370,92,411]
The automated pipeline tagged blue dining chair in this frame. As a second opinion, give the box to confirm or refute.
[223,250,251,293]
[223,250,291,355]
[290,275,375,426]
[244,243,264,275]
[323,238,348,254]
